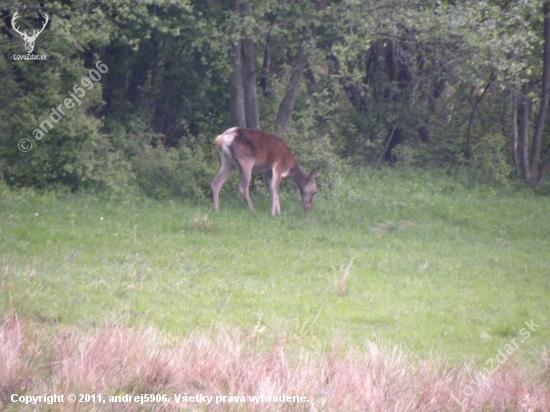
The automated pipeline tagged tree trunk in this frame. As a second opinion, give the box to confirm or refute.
[275,44,307,132]
[228,0,259,129]
[229,0,246,128]
[529,1,550,182]
[103,44,129,118]
[128,38,155,106]
[260,31,273,97]
[465,73,496,160]
[512,88,521,177]
[519,83,532,182]
[230,45,247,127]
[240,1,260,129]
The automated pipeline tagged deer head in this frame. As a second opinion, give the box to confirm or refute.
[12,11,49,54]
[299,170,317,212]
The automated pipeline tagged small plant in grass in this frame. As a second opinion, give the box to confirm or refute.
[190,214,212,231]
[336,258,354,296]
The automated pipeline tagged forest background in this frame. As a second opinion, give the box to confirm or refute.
[2,0,550,197]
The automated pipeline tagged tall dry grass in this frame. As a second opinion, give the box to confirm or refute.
[336,258,354,297]
[0,312,548,411]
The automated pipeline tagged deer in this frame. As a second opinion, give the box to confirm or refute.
[12,11,49,54]
[211,127,317,216]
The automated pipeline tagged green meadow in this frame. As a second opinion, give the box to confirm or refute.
[1,169,549,364]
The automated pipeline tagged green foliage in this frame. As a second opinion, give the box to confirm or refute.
[284,124,345,191]
[132,144,213,202]
[0,55,135,194]
[1,0,549,195]
[105,117,215,200]
[392,143,430,168]
[472,133,514,185]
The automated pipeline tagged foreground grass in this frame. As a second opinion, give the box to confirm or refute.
[1,312,549,411]
[0,168,549,367]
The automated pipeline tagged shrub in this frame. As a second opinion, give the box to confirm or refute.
[471,133,513,185]
[132,143,213,201]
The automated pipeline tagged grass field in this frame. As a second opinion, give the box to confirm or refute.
[2,168,548,365]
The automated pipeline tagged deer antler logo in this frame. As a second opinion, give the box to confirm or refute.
[12,11,49,54]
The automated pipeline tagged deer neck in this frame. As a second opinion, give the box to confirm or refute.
[290,164,310,190]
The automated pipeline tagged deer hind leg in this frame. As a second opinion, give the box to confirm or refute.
[237,160,256,213]
[270,171,282,216]
[211,156,234,211]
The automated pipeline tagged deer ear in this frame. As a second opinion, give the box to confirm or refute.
[310,170,318,180]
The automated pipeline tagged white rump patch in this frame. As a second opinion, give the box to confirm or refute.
[220,128,238,146]
[216,127,239,161]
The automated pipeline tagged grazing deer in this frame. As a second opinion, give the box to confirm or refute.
[212,127,317,216]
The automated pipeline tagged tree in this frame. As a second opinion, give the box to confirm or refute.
[229,0,260,129]
[275,43,307,132]
[513,1,550,187]
[2,0,549,194]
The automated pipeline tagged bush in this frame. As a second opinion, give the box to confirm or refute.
[0,57,135,196]
[132,143,214,202]
[2,110,134,195]
[471,133,513,185]
[283,129,344,192]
